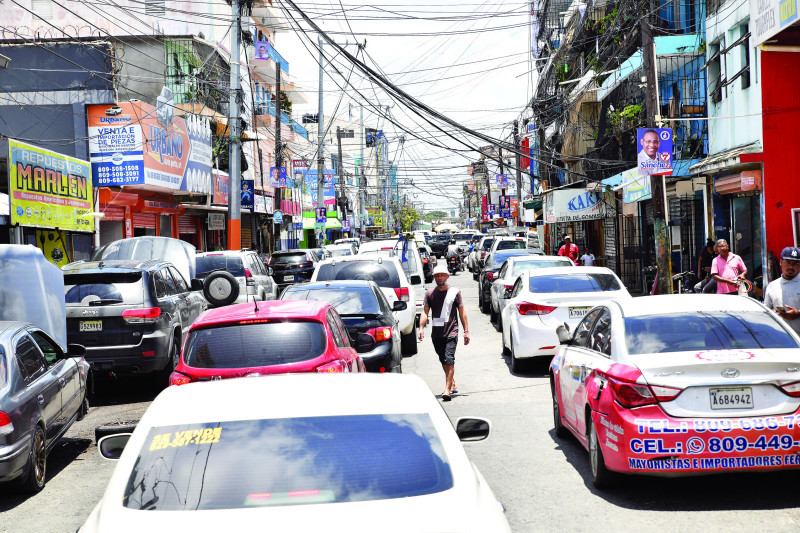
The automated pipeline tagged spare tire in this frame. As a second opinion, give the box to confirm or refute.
[95,421,138,444]
[203,271,240,307]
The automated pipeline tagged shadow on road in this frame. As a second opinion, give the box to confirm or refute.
[89,374,161,407]
[501,353,551,377]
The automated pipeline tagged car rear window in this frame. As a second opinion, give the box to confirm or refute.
[328,248,353,257]
[64,273,144,305]
[491,251,531,268]
[196,255,245,277]
[528,273,622,293]
[453,233,473,241]
[282,287,381,315]
[625,311,800,355]
[481,238,495,251]
[271,252,309,265]
[123,414,452,511]
[496,240,525,251]
[316,261,401,288]
[185,321,326,368]
[511,259,573,276]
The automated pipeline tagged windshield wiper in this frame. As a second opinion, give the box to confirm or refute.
[88,298,123,305]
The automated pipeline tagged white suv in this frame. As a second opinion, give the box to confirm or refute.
[195,250,278,307]
[311,256,419,355]
[358,239,425,321]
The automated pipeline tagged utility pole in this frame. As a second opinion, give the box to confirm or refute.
[513,120,523,226]
[227,0,241,250]
[274,61,282,235]
[642,12,672,294]
[359,104,366,229]
[336,127,345,228]
[316,35,326,246]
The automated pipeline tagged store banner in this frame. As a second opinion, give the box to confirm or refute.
[622,167,652,204]
[544,189,607,223]
[241,179,254,210]
[213,170,229,205]
[8,139,94,232]
[87,100,213,192]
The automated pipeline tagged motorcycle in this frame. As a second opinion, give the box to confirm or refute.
[447,255,461,275]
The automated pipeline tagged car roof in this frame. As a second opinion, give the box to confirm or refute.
[612,294,766,318]
[318,255,401,266]
[62,259,163,273]
[526,266,615,277]
[508,255,571,263]
[494,236,526,241]
[190,300,330,330]
[196,250,253,257]
[284,280,375,290]
[273,249,309,255]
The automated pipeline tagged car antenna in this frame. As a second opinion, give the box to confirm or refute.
[254,296,259,313]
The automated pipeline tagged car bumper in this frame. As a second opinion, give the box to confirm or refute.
[593,405,800,476]
[0,431,32,483]
[359,342,395,372]
[83,331,171,374]
[511,317,559,359]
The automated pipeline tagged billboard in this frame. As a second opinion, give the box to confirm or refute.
[750,0,799,46]
[301,169,336,206]
[9,139,94,232]
[636,128,673,176]
[87,101,213,192]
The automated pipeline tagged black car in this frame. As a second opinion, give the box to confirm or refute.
[478,249,544,313]
[419,248,435,283]
[63,260,206,382]
[269,250,318,290]
[280,281,405,373]
[427,234,451,258]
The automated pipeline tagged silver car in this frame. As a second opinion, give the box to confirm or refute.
[196,250,277,307]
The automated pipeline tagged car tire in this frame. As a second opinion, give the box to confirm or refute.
[510,333,522,373]
[551,380,568,439]
[472,271,478,281]
[496,311,503,333]
[401,323,418,355]
[76,395,90,422]
[489,306,497,324]
[589,418,620,489]
[22,425,46,493]
[95,421,138,444]
[479,288,490,314]
[202,271,240,307]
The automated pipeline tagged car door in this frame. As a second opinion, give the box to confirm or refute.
[570,308,614,437]
[153,268,180,336]
[14,332,62,443]
[502,275,524,347]
[326,310,353,371]
[28,329,83,429]
[558,308,603,430]
[332,310,362,372]
[168,266,202,330]
[492,262,508,307]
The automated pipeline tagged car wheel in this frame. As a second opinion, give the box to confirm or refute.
[76,395,90,422]
[95,421,138,444]
[489,306,497,324]
[551,380,568,438]
[202,271,240,307]
[22,425,46,493]
[480,288,490,314]
[401,323,418,355]
[510,333,522,373]
[589,418,620,489]
[496,310,503,333]
[472,271,478,281]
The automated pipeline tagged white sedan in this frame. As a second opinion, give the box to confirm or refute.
[82,374,510,532]
[500,266,631,372]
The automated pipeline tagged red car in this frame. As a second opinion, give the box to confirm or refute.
[169,300,365,386]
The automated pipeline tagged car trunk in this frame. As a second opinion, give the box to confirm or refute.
[340,315,385,353]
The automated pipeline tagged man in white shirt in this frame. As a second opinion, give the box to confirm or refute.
[764,246,800,335]
[580,249,595,266]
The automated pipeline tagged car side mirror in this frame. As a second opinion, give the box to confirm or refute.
[97,433,132,460]
[455,417,491,442]
[410,275,422,285]
[190,278,204,291]
[67,343,86,357]
[556,323,572,345]
[392,300,407,311]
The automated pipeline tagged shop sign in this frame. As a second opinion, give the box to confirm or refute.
[544,189,607,223]
[8,139,94,232]
[208,213,225,230]
[621,167,652,204]
[87,100,213,192]
[241,180,254,210]
[636,128,673,176]
[253,194,268,214]
[293,159,310,169]
[274,211,283,224]
[751,0,798,46]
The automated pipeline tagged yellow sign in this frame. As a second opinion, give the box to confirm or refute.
[36,230,72,267]
[372,215,383,227]
[149,427,222,451]
[9,139,94,232]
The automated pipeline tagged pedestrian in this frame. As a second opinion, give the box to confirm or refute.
[696,238,717,292]
[580,248,595,266]
[557,235,580,264]
[418,263,470,401]
[764,247,800,335]
[710,239,747,294]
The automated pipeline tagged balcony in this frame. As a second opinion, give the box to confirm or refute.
[253,98,309,140]
[251,0,286,34]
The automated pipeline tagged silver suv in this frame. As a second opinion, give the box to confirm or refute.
[195,250,278,307]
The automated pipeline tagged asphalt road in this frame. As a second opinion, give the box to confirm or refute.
[5,268,800,532]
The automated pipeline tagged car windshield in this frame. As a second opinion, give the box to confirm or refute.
[453,233,473,242]
[64,273,144,305]
[184,321,326,368]
[196,255,245,277]
[491,251,531,268]
[528,273,622,293]
[282,287,380,315]
[271,253,308,265]
[496,240,525,251]
[328,248,353,257]
[123,414,452,511]
[625,311,800,355]
[316,261,401,288]
[511,259,573,277]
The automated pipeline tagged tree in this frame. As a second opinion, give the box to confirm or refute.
[400,206,420,232]
[423,210,447,222]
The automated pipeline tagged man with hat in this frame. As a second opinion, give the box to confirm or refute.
[557,235,580,264]
[764,247,800,334]
[418,263,470,401]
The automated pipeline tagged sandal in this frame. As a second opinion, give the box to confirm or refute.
[441,392,452,402]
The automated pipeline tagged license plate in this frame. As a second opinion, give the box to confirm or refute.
[710,387,754,409]
[569,307,591,319]
[283,275,294,282]
[79,320,102,332]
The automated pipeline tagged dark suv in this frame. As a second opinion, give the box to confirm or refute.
[269,249,318,291]
[427,234,451,258]
[63,260,206,382]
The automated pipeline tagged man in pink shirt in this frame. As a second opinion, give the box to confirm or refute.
[557,235,580,264]
[710,239,747,294]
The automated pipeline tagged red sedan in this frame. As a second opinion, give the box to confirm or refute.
[169,300,365,386]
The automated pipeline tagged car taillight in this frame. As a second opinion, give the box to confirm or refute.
[121,307,162,324]
[481,251,486,258]
[781,381,800,397]
[367,327,392,342]
[169,371,193,386]
[316,360,348,373]
[486,272,495,281]
[299,262,313,268]
[516,302,556,315]
[394,287,410,302]
[0,411,13,436]
[423,258,429,263]
[605,375,656,408]
[245,268,255,285]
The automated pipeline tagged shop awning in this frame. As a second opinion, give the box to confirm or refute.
[302,217,342,230]
[688,142,762,175]
[523,198,542,210]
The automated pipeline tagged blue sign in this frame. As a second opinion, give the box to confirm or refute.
[488,204,496,216]
[274,210,283,224]
[343,219,350,231]
[636,128,673,176]
[269,167,287,188]
[315,207,327,224]
[300,169,336,206]
[496,174,509,189]
[241,179,254,210]
[499,195,511,218]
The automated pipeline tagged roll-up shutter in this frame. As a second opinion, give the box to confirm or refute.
[133,211,157,229]
[102,206,125,222]
[178,215,198,234]
[241,213,253,248]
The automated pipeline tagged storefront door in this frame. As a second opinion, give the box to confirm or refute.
[732,195,761,281]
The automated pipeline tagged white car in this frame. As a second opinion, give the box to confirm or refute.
[334,237,360,252]
[500,266,631,372]
[312,255,419,354]
[196,250,278,306]
[359,238,425,322]
[489,255,574,326]
[83,374,511,532]
[324,243,356,257]
[488,236,528,256]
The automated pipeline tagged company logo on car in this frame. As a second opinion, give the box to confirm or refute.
[82,309,99,316]
[720,368,740,378]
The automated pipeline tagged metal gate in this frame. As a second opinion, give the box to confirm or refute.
[620,215,643,292]
[669,195,700,275]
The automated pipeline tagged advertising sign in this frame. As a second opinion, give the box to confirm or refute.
[499,195,512,218]
[87,101,213,192]
[622,167,652,204]
[301,169,336,206]
[253,194,268,214]
[254,40,271,60]
[213,170,229,205]
[9,139,94,232]
[751,0,798,46]
[274,211,283,224]
[293,159,310,169]
[636,128,673,176]
[496,174,509,189]
[544,189,607,223]
[241,179,254,210]
[269,166,287,189]
[208,213,225,230]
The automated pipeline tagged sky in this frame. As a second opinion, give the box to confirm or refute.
[275,0,535,212]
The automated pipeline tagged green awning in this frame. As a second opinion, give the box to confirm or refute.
[523,198,543,210]
[302,217,342,230]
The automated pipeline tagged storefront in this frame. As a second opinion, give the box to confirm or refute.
[542,187,611,258]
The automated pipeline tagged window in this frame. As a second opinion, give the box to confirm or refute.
[332,312,351,348]
[197,255,246,277]
[64,273,144,305]
[739,24,751,89]
[328,311,346,348]
[0,347,6,389]
[572,309,602,348]
[283,287,382,316]
[511,278,523,298]
[15,335,46,383]
[498,263,508,279]
[30,330,61,365]
[168,267,189,293]
[155,269,177,299]
[529,273,623,293]
[708,38,724,104]
[31,0,53,18]
[316,261,401,289]
[589,309,612,356]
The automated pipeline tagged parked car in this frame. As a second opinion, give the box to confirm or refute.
[63,260,206,383]
[281,281,405,373]
[478,249,544,313]
[551,294,800,489]
[468,236,496,279]
[359,237,425,322]
[452,232,477,255]
[312,256,418,355]
[427,234,451,258]
[324,243,356,257]
[334,237,361,252]
[0,245,90,493]
[488,236,527,256]
[195,250,278,307]
[419,244,436,283]
[86,374,510,532]
[268,249,318,291]
[500,266,630,372]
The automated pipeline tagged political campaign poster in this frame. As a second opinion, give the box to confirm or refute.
[315,207,327,224]
[636,128,673,176]
[255,41,271,60]
[496,174,509,189]
[241,179,254,210]
[8,139,94,233]
[87,101,213,193]
[269,166,287,188]
[622,167,652,204]
[300,169,336,206]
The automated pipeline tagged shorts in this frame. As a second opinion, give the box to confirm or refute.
[432,336,458,365]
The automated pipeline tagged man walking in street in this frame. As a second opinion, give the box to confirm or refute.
[764,247,800,335]
[711,239,747,294]
[418,264,470,401]
[558,235,580,264]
